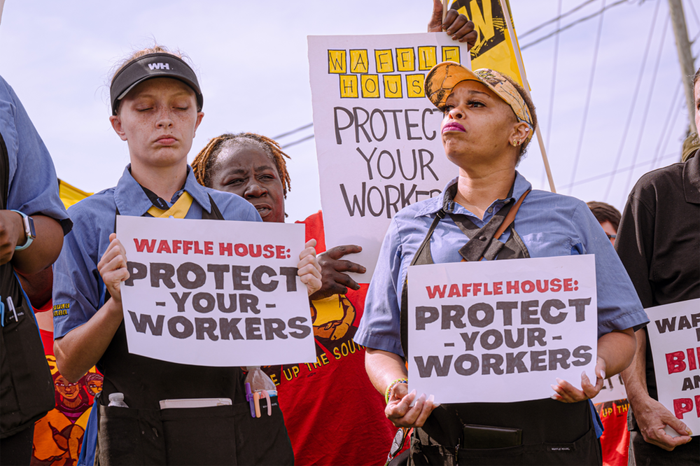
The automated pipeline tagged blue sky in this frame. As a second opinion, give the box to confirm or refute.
[0,0,698,221]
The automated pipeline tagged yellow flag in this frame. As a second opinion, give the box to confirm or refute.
[58,179,91,209]
[450,0,525,87]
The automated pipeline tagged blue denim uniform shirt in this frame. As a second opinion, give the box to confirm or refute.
[0,76,70,231]
[355,172,649,357]
[52,165,261,339]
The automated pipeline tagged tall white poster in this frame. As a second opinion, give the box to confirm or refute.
[308,33,471,278]
[407,255,598,404]
[116,216,316,367]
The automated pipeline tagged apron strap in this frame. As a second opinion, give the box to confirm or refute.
[453,189,531,262]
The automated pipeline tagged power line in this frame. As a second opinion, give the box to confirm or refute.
[541,0,563,189]
[520,0,597,39]
[522,0,629,50]
[603,0,661,200]
[568,0,607,194]
[560,151,682,190]
[282,134,314,149]
[273,123,313,140]
[620,13,670,201]
[653,95,684,170]
[686,0,700,30]
[649,82,682,169]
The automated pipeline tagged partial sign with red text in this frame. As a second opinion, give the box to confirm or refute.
[646,299,700,436]
[407,255,598,403]
[116,216,316,367]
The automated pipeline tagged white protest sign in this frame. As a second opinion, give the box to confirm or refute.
[308,33,471,278]
[646,298,700,436]
[591,374,627,404]
[407,255,598,404]
[116,216,316,367]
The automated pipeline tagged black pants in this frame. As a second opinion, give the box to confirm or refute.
[629,430,700,465]
[0,425,34,466]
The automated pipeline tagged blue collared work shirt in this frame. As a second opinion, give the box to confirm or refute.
[52,165,261,339]
[0,76,70,231]
[355,172,649,357]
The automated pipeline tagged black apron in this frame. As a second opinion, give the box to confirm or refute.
[96,197,294,466]
[0,132,56,439]
[400,185,601,466]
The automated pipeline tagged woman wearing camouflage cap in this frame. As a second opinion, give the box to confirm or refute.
[355,62,649,465]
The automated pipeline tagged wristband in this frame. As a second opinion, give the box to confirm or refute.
[385,378,408,404]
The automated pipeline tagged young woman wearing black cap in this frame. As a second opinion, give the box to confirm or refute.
[51,46,321,466]
[355,62,650,465]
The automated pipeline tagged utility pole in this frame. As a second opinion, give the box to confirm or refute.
[668,0,696,134]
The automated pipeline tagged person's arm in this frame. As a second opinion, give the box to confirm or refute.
[615,191,692,449]
[622,329,692,449]
[309,245,366,301]
[0,212,64,274]
[55,233,127,382]
[366,348,437,428]
[427,0,477,47]
[552,328,636,402]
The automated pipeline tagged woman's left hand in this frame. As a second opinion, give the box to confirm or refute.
[427,0,477,48]
[551,357,607,403]
[298,239,322,296]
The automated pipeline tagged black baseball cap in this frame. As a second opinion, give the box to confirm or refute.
[110,52,203,115]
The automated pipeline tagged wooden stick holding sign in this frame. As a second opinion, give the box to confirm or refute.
[443,0,448,24]
[499,0,557,193]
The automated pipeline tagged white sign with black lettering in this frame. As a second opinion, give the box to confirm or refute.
[646,299,700,436]
[116,216,316,367]
[308,33,471,278]
[407,255,598,403]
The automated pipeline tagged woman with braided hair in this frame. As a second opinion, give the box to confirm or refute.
[52,46,322,465]
[191,132,398,465]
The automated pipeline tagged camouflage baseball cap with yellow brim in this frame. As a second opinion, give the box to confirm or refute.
[425,62,534,145]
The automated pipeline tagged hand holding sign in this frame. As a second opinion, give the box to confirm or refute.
[635,397,692,451]
[551,357,606,403]
[309,244,366,301]
[386,383,438,428]
[299,239,323,296]
[427,0,477,46]
[98,233,130,305]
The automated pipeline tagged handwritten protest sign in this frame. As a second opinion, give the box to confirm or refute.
[308,33,471,278]
[407,255,597,403]
[646,298,700,436]
[116,216,316,367]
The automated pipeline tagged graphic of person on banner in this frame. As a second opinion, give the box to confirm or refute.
[355,61,649,465]
[15,266,102,466]
[52,45,322,466]
[617,68,700,465]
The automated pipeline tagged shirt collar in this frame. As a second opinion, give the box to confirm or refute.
[683,151,700,204]
[114,165,212,216]
[414,171,532,218]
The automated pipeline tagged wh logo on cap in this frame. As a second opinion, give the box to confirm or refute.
[148,63,170,71]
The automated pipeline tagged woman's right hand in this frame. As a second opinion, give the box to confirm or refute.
[385,382,438,428]
[97,233,130,305]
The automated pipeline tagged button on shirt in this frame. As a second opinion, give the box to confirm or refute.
[52,165,260,339]
[355,172,649,358]
[0,76,70,231]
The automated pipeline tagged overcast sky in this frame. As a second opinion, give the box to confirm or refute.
[0,0,698,221]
